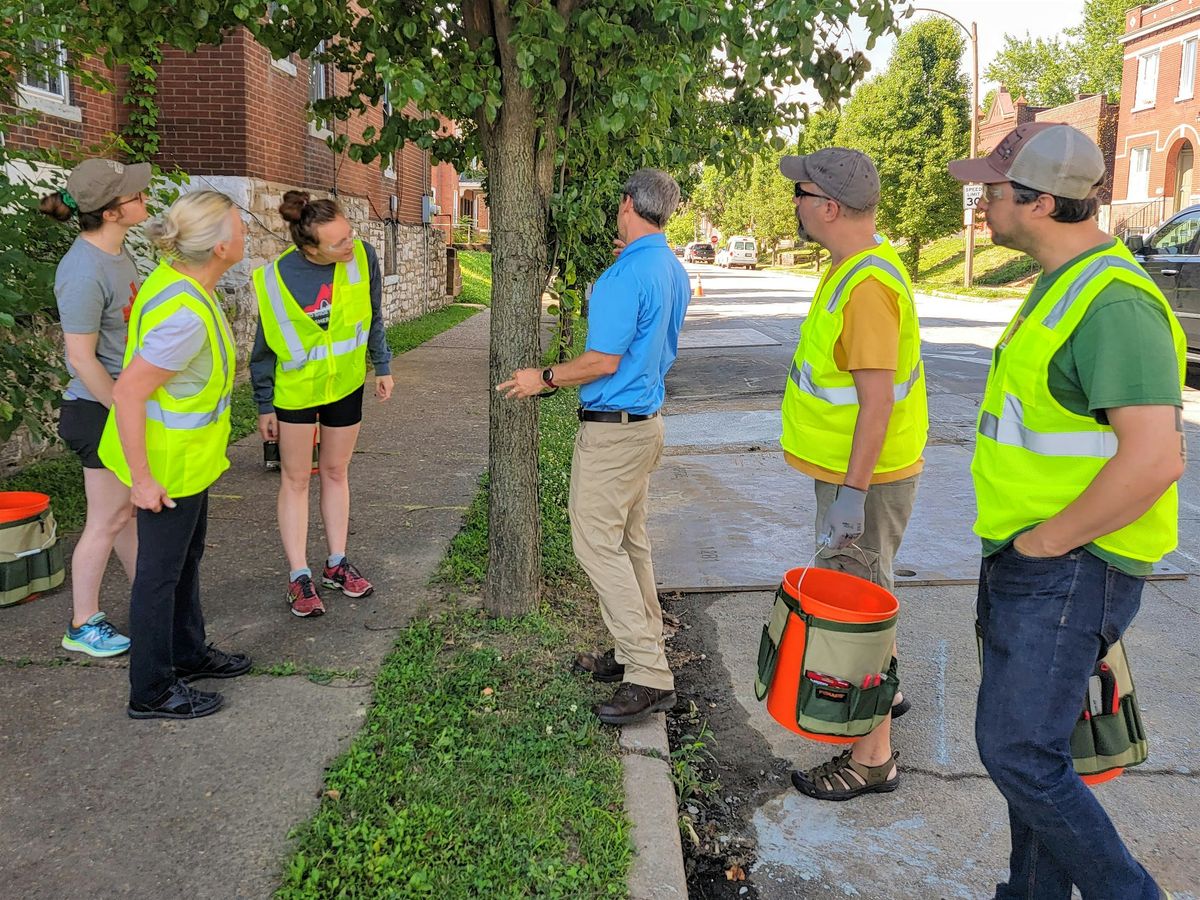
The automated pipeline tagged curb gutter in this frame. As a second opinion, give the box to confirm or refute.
[619,712,688,899]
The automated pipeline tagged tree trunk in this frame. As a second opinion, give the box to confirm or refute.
[480,109,550,617]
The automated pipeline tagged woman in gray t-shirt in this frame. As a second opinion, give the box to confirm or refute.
[39,158,152,658]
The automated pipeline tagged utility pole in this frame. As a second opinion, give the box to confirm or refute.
[911,8,979,289]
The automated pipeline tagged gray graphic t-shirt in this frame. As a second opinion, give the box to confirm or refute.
[55,236,141,402]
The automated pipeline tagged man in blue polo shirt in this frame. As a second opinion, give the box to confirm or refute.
[498,167,690,724]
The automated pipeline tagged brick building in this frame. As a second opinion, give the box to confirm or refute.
[1111,1,1200,234]
[978,87,1119,204]
[5,26,466,361]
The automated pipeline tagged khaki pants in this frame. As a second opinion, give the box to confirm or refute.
[813,475,919,593]
[569,416,672,691]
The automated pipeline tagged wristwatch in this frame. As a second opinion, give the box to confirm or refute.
[542,367,557,388]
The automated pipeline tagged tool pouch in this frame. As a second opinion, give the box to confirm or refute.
[0,508,65,607]
[974,623,1148,780]
[756,586,898,738]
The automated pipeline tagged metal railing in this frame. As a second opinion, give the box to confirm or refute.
[1112,198,1167,240]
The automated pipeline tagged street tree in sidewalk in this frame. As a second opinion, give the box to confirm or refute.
[255,0,902,617]
[836,17,969,277]
[665,206,698,249]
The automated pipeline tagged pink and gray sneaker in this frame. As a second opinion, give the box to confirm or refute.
[322,558,373,598]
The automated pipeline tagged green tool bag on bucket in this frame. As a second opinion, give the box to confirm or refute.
[975,624,1147,784]
[755,566,900,742]
[0,506,65,607]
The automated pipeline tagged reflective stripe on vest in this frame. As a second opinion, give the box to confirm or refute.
[277,322,367,372]
[145,393,232,430]
[790,359,923,405]
[978,393,1118,458]
[825,255,907,313]
[135,280,231,381]
[1042,256,1148,329]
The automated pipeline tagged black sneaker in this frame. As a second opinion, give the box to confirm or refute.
[176,644,253,681]
[128,680,225,720]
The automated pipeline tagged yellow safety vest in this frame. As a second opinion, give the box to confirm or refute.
[253,240,372,410]
[780,235,928,475]
[973,241,1187,563]
[98,262,235,497]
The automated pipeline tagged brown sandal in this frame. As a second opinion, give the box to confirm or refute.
[791,749,900,801]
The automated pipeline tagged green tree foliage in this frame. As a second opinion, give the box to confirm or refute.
[795,107,842,155]
[284,0,902,614]
[984,0,1127,107]
[985,34,1079,108]
[836,17,970,276]
[664,206,697,248]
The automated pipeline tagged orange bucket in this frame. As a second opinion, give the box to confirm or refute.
[0,492,50,524]
[765,566,899,744]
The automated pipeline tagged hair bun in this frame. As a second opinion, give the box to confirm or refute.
[144,216,181,256]
[279,190,312,224]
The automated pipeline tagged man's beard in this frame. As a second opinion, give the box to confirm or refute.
[795,211,811,244]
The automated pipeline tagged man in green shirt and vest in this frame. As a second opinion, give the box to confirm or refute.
[950,123,1185,898]
[779,148,929,801]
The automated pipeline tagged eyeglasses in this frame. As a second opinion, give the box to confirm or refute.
[984,184,1008,201]
[113,192,145,208]
[321,232,356,253]
[794,184,836,203]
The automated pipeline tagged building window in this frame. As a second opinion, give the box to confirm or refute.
[460,195,474,219]
[1128,147,1152,200]
[1180,39,1197,101]
[1134,51,1159,109]
[384,220,397,276]
[308,41,328,103]
[21,37,69,98]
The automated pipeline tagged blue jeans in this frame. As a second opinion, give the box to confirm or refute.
[975,544,1161,900]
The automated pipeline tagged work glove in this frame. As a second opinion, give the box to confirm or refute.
[819,485,867,551]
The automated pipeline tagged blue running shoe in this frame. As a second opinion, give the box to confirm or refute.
[61,612,131,658]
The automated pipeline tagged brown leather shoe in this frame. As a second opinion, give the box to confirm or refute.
[594,682,677,725]
[572,648,625,683]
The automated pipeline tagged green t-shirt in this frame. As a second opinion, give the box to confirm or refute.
[981,240,1183,576]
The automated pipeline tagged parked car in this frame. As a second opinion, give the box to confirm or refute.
[1125,206,1200,361]
[673,245,686,256]
[717,235,759,269]
[684,241,715,263]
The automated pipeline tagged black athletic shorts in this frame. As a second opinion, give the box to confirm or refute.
[275,384,364,427]
[58,398,110,469]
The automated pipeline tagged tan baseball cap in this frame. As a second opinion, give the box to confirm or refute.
[948,123,1104,200]
[779,148,881,210]
[65,158,152,214]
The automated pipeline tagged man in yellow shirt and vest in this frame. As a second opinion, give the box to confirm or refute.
[779,148,928,801]
[950,123,1185,898]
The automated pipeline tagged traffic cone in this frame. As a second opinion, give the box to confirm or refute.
[694,276,704,298]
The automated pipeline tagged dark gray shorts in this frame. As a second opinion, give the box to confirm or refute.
[58,398,110,469]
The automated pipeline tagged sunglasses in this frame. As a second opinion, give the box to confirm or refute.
[793,184,836,203]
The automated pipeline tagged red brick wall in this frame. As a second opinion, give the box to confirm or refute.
[1034,95,1120,203]
[4,58,124,155]
[1112,3,1200,214]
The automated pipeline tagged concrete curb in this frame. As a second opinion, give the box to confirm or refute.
[619,712,688,899]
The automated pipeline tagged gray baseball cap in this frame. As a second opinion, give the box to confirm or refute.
[948,122,1104,200]
[65,158,152,214]
[779,148,881,210]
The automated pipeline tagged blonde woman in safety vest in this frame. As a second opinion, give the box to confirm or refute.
[250,192,393,618]
[778,148,928,802]
[100,190,253,720]
[950,124,1184,897]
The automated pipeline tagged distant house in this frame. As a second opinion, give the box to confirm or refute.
[978,87,1118,206]
[1111,1,1200,235]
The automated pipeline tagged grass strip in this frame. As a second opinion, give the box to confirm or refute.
[457,250,493,306]
[1,303,484,532]
[277,326,630,898]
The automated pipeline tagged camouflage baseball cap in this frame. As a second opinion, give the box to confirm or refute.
[65,158,152,214]
[779,148,881,210]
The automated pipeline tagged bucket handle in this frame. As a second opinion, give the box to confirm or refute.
[793,540,872,600]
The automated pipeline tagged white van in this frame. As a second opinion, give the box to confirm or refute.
[720,235,758,269]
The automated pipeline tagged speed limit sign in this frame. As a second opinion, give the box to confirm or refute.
[962,184,984,209]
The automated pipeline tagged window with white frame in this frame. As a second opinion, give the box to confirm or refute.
[1128,147,1152,200]
[1180,39,1197,101]
[308,40,328,103]
[21,37,69,99]
[1135,51,1159,109]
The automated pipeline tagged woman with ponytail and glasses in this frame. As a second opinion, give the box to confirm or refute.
[39,158,151,659]
[250,192,393,618]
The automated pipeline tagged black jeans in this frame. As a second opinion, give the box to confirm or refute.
[128,491,210,705]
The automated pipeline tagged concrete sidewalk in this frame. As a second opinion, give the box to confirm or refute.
[0,312,491,899]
